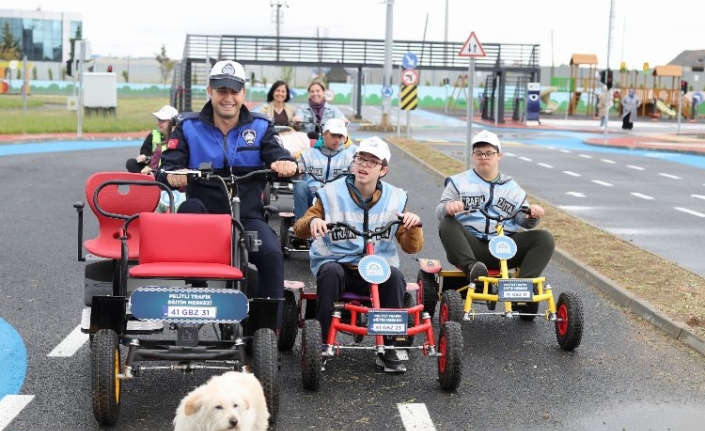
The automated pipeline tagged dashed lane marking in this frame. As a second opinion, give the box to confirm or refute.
[627,165,645,170]
[0,395,34,430]
[47,325,88,357]
[591,180,614,187]
[631,193,655,200]
[659,173,682,180]
[398,403,436,431]
[563,171,581,177]
[674,207,705,218]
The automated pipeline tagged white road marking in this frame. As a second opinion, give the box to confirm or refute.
[692,194,705,201]
[627,165,645,170]
[601,158,616,164]
[398,403,436,431]
[674,207,705,218]
[591,180,614,187]
[519,156,532,162]
[659,173,681,180]
[559,206,593,211]
[631,192,654,200]
[48,325,88,357]
[537,162,553,168]
[0,395,34,430]
[560,149,571,153]
[566,192,586,198]
[579,154,593,159]
[563,171,581,177]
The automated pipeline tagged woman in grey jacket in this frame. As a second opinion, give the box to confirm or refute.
[292,80,348,137]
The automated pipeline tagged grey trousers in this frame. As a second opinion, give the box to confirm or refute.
[438,216,555,278]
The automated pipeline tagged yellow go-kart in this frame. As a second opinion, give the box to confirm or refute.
[416,205,584,351]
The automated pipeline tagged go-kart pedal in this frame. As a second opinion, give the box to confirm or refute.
[375,349,407,373]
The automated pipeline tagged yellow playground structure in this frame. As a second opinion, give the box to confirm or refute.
[568,54,599,116]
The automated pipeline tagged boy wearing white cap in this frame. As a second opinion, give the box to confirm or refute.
[294,136,423,373]
[126,105,178,174]
[436,130,555,285]
[293,118,356,224]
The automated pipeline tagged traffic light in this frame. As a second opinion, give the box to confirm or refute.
[599,70,606,84]
[681,80,688,94]
[66,59,73,77]
[606,70,614,90]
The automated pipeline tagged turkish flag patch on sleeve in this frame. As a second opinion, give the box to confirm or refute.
[167,138,179,150]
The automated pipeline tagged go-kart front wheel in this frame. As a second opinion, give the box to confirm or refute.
[555,291,584,351]
[399,292,416,347]
[253,328,279,423]
[279,218,292,259]
[301,320,322,391]
[437,321,463,391]
[91,329,121,426]
[278,289,299,351]
[439,290,463,326]
[417,270,439,318]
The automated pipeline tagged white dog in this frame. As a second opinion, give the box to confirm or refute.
[173,371,270,431]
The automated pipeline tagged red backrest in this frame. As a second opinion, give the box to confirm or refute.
[138,213,233,265]
[84,172,160,257]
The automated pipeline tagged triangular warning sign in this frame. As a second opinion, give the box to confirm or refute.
[458,32,486,58]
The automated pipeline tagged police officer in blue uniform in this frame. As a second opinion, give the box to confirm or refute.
[158,60,297,307]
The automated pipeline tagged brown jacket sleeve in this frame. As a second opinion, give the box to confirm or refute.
[395,206,424,254]
[293,199,325,239]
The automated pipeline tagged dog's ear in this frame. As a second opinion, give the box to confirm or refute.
[243,397,250,410]
[183,392,204,416]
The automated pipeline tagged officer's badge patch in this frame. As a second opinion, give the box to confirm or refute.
[242,129,256,145]
[167,138,178,150]
[274,134,284,148]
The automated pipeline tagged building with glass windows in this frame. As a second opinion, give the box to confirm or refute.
[0,8,82,62]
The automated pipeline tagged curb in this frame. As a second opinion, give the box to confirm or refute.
[391,139,705,358]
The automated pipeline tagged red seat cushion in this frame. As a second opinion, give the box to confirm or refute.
[128,213,243,280]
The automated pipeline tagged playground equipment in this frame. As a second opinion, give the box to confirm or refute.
[618,65,689,120]
[568,54,599,116]
[448,74,470,111]
[540,87,559,114]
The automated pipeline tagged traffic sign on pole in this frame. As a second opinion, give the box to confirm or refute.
[402,52,418,69]
[401,69,419,86]
[381,85,394,98]
[458,32,486,58]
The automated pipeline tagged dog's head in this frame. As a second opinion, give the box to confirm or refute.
[180,388,252,431]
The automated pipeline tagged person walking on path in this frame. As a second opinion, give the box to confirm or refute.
[621,89,641,130]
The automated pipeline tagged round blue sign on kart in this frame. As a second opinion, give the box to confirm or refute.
[358,255,391,285]
[489,236,517,260]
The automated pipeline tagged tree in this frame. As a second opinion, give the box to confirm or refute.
[121,70,129,83]
[47,68,53,81]
[0,22,21,61]
[154,44,175,87]
[281,66,294,86]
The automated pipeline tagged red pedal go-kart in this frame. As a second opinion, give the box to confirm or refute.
[287,217,463,391]
[73,168,287,426]
[416,205,584,351]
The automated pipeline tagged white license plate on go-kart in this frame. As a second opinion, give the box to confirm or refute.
[498,279,534,302]
[367,310,408,335]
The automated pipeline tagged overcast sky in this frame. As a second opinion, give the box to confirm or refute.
[5,0,705,69]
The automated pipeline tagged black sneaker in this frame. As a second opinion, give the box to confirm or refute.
[375,349,407,373]
[467,262,488,285]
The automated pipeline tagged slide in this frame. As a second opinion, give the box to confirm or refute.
[540,86,559,114]
[655,99,676,117]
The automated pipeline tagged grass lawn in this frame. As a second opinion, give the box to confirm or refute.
[0,94,187,134]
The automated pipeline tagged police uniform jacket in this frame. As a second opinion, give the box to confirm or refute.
[158,102,294,219]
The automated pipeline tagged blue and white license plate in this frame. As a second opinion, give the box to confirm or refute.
[130,287,248,323]
[367,310,408,335]
[498,279,534,302]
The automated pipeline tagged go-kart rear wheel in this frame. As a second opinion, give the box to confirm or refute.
[417,270,439,319]
[515,301,539,321]
[555,292,584,351]
[279,218,291,259]
[399,292,416,347]
[91,329,121,426]
[439,290,463,326]
[437,321,463,391]
[301,320,322,391]
[278,289,299,351]
[253,328,279,423]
